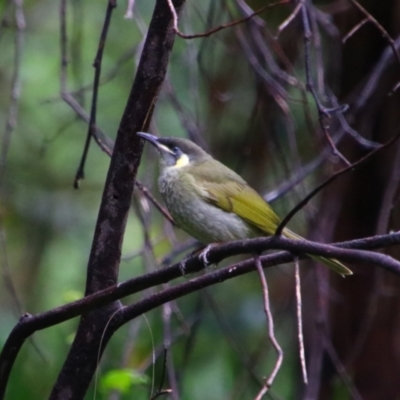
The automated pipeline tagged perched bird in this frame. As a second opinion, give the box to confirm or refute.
[137,132,352,276]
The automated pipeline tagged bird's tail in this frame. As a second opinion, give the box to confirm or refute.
[283,228,353,277]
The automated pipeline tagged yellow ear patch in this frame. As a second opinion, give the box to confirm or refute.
[174,154,190,168]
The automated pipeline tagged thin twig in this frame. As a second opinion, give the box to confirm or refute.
[323,123,351,166]
[342,17,369,43]
[135,180,175,225]
[234,26,290,115]
[253,255,283,398]
[59,1,114,157]
[60,92,114,155]
[74,0,117,188]
[348,0,400,67]
[300,0,350,164]
[275,130,400,236]
[236,0,299,86]
[2,232,400,399]
[326,90,380,149]
[167,0,290,39]
[295,259,307,384]
[232,2,302,176]
[275,1,302,38]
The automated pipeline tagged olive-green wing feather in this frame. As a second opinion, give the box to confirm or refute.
[188,160,281,233]
[191,161,352,276]
[284,229,353,276]
[201,180,281,235]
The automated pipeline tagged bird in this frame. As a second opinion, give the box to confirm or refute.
[137,132,352,276]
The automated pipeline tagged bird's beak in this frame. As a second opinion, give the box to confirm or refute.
[137,132,173,154]
[137,132,160,147]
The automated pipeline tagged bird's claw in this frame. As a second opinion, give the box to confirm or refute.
[179,244,217,276]
[199,244,215,266]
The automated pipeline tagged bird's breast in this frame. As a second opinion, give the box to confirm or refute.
[158,167,257,243]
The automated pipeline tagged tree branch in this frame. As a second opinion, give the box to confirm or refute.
[2,231,400,399]
[47,1,186,399]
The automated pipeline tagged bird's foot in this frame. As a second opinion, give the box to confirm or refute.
[179,243,218,275]
[199,244,217,266]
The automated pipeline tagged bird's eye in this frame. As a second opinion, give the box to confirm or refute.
[172,146,180,154]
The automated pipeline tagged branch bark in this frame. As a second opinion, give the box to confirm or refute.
[1,232,400,400]
[47,1,185,399]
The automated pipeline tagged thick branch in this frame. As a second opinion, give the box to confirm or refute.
[46,1,186,399]
[1,232,400,399]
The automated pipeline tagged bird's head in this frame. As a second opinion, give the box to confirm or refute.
[137,132,210,169]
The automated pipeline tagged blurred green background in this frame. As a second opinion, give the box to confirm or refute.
[1,0,400,399]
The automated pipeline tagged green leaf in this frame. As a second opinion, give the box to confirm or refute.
[100,369,149,394]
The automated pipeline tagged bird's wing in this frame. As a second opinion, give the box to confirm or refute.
[191,166,353,275]
[199,178,282,235]
[201,179,353,275]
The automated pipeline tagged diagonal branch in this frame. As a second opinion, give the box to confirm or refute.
[2,232,400,399]
[166,0,290,40]
[47,1,186,399]
[73,0,117,188]
[275,130,400,235]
